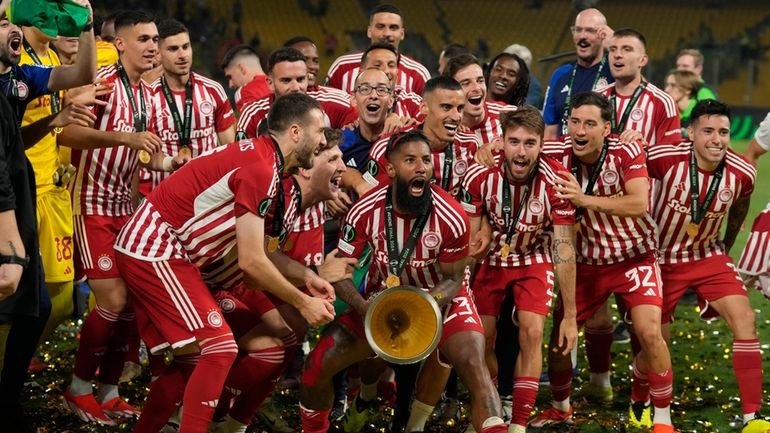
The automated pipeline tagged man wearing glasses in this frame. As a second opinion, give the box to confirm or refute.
[543,8,614,139]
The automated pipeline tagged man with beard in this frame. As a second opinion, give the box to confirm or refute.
[299,129,507,433]
[326,4,430,95]
[530,92,676,433]
[460,107,577,432]
[444,54,517,147]
[237,47,358,139]
[140,18,236,195]
[114,93,336,433]
[364,76,480,199]
[219,44,270,112]
[543,8,614,139]
[646,101,769,433]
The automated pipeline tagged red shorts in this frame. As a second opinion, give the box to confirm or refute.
[213,285,276,339]
[73,214,131,279]
[338,284,484,357]
[660,254,746,323]
[562,252,662,325]
[471,261,554,318]
[116,253,233,354]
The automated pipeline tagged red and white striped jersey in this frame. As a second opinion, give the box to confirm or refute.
[600,82,681,147]
[363,125,481,197]
[201,174,303,291]
[542,136,658,265]
[114,136,282,268]
[738,204,770,276]
[236,86,358,138]
[326,51,431,95]
[460,155,576,267]
[337,184,469,297]
[234,74,270,113]
[468,100,517,145]
[392,87,422,119]
[648,142,755,264]
[140,72,236,192]
[71,64,157,216]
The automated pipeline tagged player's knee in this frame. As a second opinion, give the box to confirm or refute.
[725,304,756,335]
[519,322,543,349]
[635,323,664,350]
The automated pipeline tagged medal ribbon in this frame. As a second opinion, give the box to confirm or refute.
[561,56,606,134]
[501,164,538,249]
[571,140,610,221]
[161,74,193,149]
[117,62,146,132]
[610,82,646,134]
[22,40,60,113]
[440,143,454,191]
[269,139,287,238]
[689,147,725,224]
[384,185,432,279]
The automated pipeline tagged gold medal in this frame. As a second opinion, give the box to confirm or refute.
[53,127,63,135]
[267,236,279,253]
[178,147,192,159]
[282,238,294,252]
[500,243,510,259]
[686,222,699,237]
[139,150,151,164]
[386,274,400,288]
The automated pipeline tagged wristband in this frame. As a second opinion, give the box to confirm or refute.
[82,22,94,32]
[0,254,29,269]
[162,156,174,172]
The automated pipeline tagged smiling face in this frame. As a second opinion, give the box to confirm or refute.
[160,32,192,77]
[503,125,542,182]
[305,145,346,201]
[292,41,319,87]
[488,55,520,99]
[354,68,392,128]
[268,60,308,97]
[361,47,399,86]
[453,63,486,119]
[567,104,611,163]
[421,88,465,144]
[0,18,22,67]
[287,108,327,170]
[689,114,729,169]
[367,12,404,49]
[608,35,647,81]
[387,139,433,215]
[114,22,160,73]
[572,9,606,64]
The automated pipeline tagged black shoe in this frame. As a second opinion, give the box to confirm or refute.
[613,321,630,344]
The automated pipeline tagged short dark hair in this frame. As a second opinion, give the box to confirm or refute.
[157,18,188,40]
[219,44,258,70]
[691,99,731,124]
[268,47,306,74]
[443,53,481,80]
[360,42,398,66]
[386,130,429,161]
[423,75,462,96]
[612,28,647,50]
[570,92,613,123]
[500,106,544,139]
[440,43,471,60]
[370,4,402,21]
[114,10,154,33]
[267,93,322,134]
[283,36,315,47]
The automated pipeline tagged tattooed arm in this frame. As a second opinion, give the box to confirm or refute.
[0,210,26,299]
[723,196,751,255]
[552,223,577,355]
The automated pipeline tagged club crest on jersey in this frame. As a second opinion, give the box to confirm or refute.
[342,224,356,242]
[422,232,441,249]
[97,254,113,271]
[718,188,733,202]
[15,81,29,100]
[630,108,644,122]
[257,198,272,217]
[207,310,223,328]
[453,160,468,177]
[367,159,379,176]
[593,77,608,90]
[528,198,544,215]
[218,297,236,313]
[601,169,618,185]
[200,101,214,115]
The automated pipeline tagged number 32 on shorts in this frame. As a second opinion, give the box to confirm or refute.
[624,264,660,297]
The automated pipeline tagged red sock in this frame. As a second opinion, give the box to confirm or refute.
[585,325,613,373]
[648,368,673,409]
[631,355,650,403]
[74,305,119,381]
[98,311,132,385]
[300,404,331,433]
[133,355,196,433]
[179,335,238,433]
[228,347,285,424]
[549,366,573,402]
[733,339,763,415]
[512,376,538,426]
